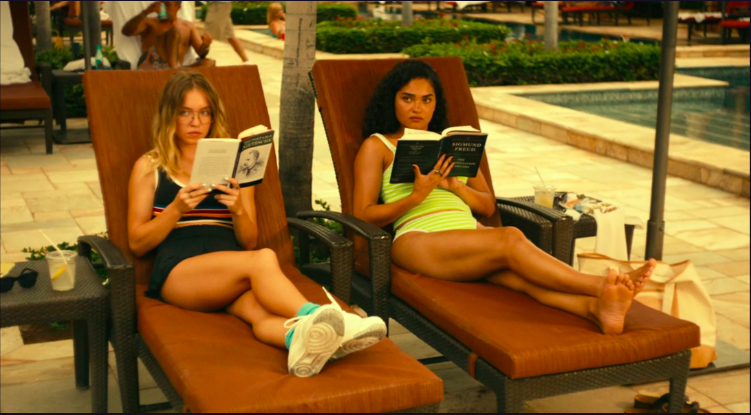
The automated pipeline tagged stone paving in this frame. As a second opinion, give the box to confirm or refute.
[1,37,749,413]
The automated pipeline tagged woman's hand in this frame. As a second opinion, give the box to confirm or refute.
[411,155,454,201]
[212,177,243,215]
[172,182,211,214]
[438,176,464,193]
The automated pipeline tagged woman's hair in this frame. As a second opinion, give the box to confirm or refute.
[267,2,283,23]
[362,60,449,138]
[146,71,230,178]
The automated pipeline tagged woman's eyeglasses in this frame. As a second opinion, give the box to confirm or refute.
[177,110,213,125]
[0,268,39,293]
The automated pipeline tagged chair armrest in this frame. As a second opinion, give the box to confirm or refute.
[296,211,392,319]
[496,198,574,264]
[287,218,354,305]
[112,59,131,70]
[77,236,137,342]
[37,63,53,98]
[496,197,567,222]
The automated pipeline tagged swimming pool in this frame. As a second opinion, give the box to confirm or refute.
[463,18,658,44]
[520,67,750,150]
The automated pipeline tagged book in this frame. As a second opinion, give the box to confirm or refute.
[189,125,274,189]
[389,126,488,184]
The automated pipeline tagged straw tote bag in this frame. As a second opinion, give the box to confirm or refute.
[578,253,717,369]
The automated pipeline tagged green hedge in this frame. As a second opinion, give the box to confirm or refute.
[35,46,119,117]
[203,2,357,25]
[316,18,511,54]
[403,39,661,86]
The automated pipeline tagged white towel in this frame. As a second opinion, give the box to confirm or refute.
[592,208,629,261]
[0,1,32,85]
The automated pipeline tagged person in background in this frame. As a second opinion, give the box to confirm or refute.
[267,2,286,39]
[203,1,250,63]
[122,1,214,70]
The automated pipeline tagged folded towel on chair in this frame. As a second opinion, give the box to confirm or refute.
[0,1,31,85]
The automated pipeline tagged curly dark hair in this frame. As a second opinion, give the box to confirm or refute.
[362,60,449,138]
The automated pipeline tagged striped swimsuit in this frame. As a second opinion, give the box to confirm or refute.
[152,169,234,228]
[145,169,243,300]
[374,134,478,241]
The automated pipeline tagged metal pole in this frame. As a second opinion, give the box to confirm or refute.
[85,0,101,55]
[645,1,679,261]
[81,1,91,71]
[402,1,413,26]
[34,1,53,52]
[544,1,558,51]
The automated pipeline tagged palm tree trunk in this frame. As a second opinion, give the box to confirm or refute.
[278,1,317,217]
[34,1,53,52]
[402,1,414,26]
[544,1,558,51]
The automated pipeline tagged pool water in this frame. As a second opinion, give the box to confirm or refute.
[521,67,750,150]
[464,18,658,44]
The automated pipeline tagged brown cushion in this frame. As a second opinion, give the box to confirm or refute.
[136,264,443,413]
[0,81,51,110]
[391,265,701,380]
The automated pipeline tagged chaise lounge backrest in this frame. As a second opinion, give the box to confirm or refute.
[84,66,295,285]
[8,0,38,81]
[313,57,502,229]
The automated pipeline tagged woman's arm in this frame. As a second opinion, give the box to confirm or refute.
[230,186,259,250]
[211,178,258,250]
[127,157,210,256]
[446,168,496,218]
[353,137,449,228]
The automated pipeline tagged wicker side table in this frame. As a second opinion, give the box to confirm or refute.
[0,258,109,413]
[509,193,636,264]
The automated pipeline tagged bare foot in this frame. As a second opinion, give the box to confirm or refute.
[626,258,656,297]
[592,270,634,335]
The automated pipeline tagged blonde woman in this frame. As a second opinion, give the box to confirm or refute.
[266,2,286,39]
[128,71,385,377]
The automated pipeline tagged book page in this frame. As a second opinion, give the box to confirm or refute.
[189,139,239,186]
[399,128,442,141]
[442,125,480,136]
[239,125,269,140]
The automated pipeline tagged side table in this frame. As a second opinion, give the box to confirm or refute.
[0,258,109,413]
[50,69,91,145]
[509,193,635,264]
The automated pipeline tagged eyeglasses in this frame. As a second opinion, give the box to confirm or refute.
[177,109,213,125]
[0,268,39,293]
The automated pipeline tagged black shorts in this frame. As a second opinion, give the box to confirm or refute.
[146,225,243,300]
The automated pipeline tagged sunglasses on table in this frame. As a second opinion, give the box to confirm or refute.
[0,268,39,293]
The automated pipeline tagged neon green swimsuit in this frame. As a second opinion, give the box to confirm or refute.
[374,134,478,240]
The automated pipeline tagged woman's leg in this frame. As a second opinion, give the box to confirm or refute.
[393,227,654,297]
[225,290,288,348]
[161,248,309,320]
[487,269,635,334]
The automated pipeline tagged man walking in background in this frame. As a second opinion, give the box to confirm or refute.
[203,1,250,63]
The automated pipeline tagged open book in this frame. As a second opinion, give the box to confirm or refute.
[390,126,488,184]
[189,125,274,189]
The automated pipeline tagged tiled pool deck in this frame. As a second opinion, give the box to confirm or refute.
[1,37,749,413]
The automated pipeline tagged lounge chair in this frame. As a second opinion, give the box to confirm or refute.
[720,1,751,44]
[80,66,444,413]
[304,57,701,413]
[0,1,53,154]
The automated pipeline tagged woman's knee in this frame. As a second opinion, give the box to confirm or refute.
[498,226,526,244]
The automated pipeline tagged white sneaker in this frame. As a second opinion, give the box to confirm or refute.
[331,312,387,360]
[285,298,344,378]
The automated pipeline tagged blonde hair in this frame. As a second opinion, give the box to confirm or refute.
[267,2,283,23]
[146,71,230,178]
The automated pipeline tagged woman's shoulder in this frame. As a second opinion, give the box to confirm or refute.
[130,154,157,182]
